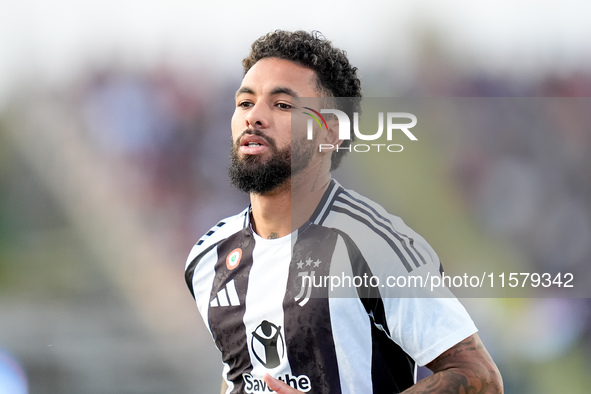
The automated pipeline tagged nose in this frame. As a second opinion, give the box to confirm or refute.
[244,102,269,129]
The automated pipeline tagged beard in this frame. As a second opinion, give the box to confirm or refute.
[228,129,314,195]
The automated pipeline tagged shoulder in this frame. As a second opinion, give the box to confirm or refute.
[185,207,249,269]
[315,180,440,273]
[313,179,404,233]
[314,180,412,242]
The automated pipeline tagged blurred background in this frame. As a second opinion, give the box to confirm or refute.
[1,0,590,393]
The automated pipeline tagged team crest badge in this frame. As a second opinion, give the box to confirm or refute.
[294,257,322,306]
[226,248,242,270]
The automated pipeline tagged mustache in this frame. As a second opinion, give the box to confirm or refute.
[236,129,277,149]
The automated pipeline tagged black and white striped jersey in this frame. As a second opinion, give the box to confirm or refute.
[185,179,477,394]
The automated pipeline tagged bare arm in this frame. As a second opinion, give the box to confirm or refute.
[402,333,503,393]
[220,379,228,394]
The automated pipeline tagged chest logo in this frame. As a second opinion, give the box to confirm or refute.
[294,258,322,306]
[210,279,240,308]
[226,248,242,270]
[251,320,285,369]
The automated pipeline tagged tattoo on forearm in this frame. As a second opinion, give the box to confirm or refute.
[407,371,485,394]
[404,336,503,393]
[267,232,279,239]
[432,336,484,365]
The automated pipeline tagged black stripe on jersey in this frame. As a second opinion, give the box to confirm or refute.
[242,207,250,228]
[309,179,342,225]
[208,228,256,394]
[370,324,416,393]
[282,224,342,393]
[335,229,416,393]
[185,242,218,299]
[331,205,415,273]
[336,192,427,268]
[332,229,382,302]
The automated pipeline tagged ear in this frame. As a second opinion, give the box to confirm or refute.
[317,117,344,152]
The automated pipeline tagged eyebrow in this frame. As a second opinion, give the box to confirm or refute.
[235,86,299,98]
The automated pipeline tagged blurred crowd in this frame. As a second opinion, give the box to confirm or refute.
[452,97,591,277]
[76,63,248,250]
[74,62,591,276]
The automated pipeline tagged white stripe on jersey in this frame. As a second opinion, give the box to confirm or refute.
[328,236,373,394]
[243,231,295,379]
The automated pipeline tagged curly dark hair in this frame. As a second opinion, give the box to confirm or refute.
[243,30,362,170]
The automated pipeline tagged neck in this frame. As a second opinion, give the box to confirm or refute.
[250,167,331,239]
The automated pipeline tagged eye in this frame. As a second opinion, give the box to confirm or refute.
[277,102,292,110]
[237,101,253,108]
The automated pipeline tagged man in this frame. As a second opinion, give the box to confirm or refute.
[185,30,503,393]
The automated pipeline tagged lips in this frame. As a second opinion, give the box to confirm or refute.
[239,133,270,155]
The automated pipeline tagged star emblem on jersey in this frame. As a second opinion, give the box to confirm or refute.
[293,258,322,306]
[226,248,242,270]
